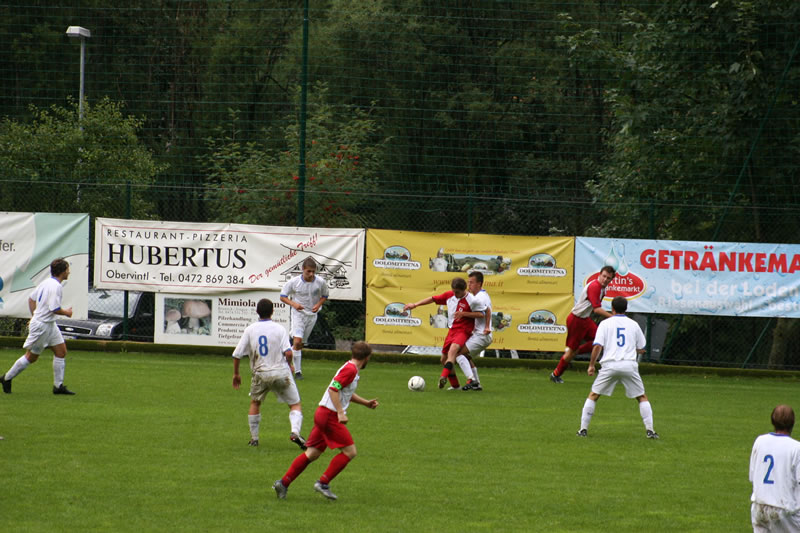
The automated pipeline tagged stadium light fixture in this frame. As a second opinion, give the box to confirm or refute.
[65,26,91,120]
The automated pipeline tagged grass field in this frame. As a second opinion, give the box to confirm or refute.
[1,348,796,532]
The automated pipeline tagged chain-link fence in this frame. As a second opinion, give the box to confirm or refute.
[1,2,799,369]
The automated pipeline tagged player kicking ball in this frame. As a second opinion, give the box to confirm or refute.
[272,341,378,501]
[576,296,658,439]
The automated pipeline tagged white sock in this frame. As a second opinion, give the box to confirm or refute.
[5,355,31,380]
[289,409,303,436]
[580,398,596,431]
[248,414,261,440]
[53,357,66,387]
[456,355,473,380]
[471,365,480,382]
[292,350,302,373]
[639,401,654,432]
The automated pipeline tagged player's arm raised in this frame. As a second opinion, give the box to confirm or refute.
[404,296,434,312]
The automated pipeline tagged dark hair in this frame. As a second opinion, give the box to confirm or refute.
[256,298,274,319]
[451,277,467,291]
[469,271,484,284]
[771,404,795,434]
[50,258,69,277]
[302,257,317,270]
[600,265,617,276]
[351,341,372,360]
[611,296,628,313]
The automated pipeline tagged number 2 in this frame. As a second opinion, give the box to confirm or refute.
[616,328,626,347]
[763,454,775,484]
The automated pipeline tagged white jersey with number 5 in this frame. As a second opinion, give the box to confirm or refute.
[750,433,800,511]
[593,314,645,363]
[232,319,292,374]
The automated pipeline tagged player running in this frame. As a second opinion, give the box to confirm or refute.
[550,265,615,383]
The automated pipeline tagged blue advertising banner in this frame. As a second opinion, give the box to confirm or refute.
[575,237,800,318]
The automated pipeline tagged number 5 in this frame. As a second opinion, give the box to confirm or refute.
[616,327,625,347]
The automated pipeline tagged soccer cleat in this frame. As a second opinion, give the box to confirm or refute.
[290,433,307,451]
[646,430,660,440]
[273,479,288,499]
[438,376,447,389]
[313,481,338,501]
[248,439,259,447]
[549,372,564,384]
[294,372,304,380]
[53,384,75,395]
[461,380,482,391]
[1,374,11,394]
[446,386,460,391]
[576,429,588,437]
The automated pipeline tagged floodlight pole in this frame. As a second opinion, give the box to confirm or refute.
[65,26,91,120]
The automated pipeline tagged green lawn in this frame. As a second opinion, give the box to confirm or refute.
[0,348,793,532]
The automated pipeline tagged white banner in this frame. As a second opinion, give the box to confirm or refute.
[94,218,364,300]
[0,212,89,319]
[154,290,288,347]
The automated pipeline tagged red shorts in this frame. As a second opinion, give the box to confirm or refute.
[442,328,471,355]
[306,406,354,451]
[565,313,597,351]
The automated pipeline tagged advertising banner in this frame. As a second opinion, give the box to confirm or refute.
[0,212,89,319]
[94,218,364,300]
[154,290,288,347]
[366,229,574,351]
[575,237,800,317]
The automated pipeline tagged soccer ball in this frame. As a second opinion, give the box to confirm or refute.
[407,376,426,392]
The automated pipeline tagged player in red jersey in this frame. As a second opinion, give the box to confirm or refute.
[549,265,616,383]
[404,277,476,390]
[272,341,378,501]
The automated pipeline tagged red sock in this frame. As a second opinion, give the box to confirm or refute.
[577,341,593,354]
[448,374,460,387]
[553,356,568,377]
[320,453,351,484]
[282,453,310,486]
[440,366,450,378]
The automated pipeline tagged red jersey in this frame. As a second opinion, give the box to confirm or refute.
[432,290,475,337]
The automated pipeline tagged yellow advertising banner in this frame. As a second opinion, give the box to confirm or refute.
[366,229,575,351]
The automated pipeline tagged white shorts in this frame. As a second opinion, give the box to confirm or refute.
[290,309,318,342]
[249,368,300,405]
[465,332,493,356]
[23,320,65,354]
[591,360,645,398]
[751,502,800,532]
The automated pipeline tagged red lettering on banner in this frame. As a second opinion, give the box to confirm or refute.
[699,252,716,271]
[768,254,787,273]
[685,251,699,270]
[790,255,800,274]
[740,253,753,272]
[719,252,736,271]
[755,253,767,273]
[657,250,670,269]
[640,249,656,269]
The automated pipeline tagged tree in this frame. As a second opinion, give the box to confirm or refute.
[0,97,163,217]
[201,83,384,228]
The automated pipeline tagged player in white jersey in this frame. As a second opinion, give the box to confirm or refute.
[280,257,329,379]
[1,258,75,395]
[457,271,492,391]
[232,298,306,450]
[576,296,659,439]
[749,404,800,532]
[273,341,378,501]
